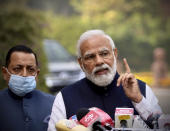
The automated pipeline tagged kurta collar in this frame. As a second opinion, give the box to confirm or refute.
[7,88,33,99]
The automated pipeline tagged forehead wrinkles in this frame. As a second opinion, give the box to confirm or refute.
[84,47,110,56]
[9,52,36,66]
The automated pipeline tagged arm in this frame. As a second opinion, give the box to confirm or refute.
[132,84,162,120]
[48,92,66,131]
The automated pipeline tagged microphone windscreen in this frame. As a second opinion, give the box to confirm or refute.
[69,115,80,124]
[92,121,106,131]
[89,107,114,127]
[76,108,101,127]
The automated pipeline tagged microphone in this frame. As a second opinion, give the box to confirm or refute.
[76,108,107,131]
[89,107,114,130]
[132,115,150,129]
[115,108,134,128]
[146,113,161,129]
[92,121,107,131]
[69,115,79,124]
[55,119,77,131]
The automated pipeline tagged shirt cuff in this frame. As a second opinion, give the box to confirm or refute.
[132,96,152,120]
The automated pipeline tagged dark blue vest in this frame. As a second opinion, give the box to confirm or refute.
[0,88,55,131]
[61,73,146,120]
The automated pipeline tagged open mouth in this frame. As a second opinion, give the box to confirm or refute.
[95,68,109,75]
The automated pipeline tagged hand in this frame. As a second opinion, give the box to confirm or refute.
[117,58,143,103]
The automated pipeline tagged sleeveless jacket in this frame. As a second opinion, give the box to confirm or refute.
[0,88,55,131]
[61,73,146,120]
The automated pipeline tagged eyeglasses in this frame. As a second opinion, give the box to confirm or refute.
[82,50,113,64]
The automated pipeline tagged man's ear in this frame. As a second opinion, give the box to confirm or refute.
[78,58,84,72]
[113,48,118,58]
[37,69,40,75]
[35,68,40,80]
[2,66,9,81]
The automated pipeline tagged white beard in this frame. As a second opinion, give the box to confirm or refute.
[82,56,117,87]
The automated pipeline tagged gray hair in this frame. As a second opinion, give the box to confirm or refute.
[77,29,116,58]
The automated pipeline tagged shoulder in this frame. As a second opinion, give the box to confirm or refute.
[0,88,8,96]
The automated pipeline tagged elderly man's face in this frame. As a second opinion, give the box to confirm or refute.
[78,35,117,86]
[2,51,39,83]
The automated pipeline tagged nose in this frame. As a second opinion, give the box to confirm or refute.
[22,68,27,77]
[95,54,104,66]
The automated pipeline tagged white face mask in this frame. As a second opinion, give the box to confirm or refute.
[6,69,36,96]
[82,55,117,87]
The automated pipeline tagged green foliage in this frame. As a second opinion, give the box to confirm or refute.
[43,12,90,55]
[0,7,49,92]
[70,0,170,71]
[42,0,170,72]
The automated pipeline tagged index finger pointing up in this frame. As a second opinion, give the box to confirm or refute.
[123,58,131,73]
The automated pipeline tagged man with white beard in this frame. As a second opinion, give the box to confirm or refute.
[48,29,162,131]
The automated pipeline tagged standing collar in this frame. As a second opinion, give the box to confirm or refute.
[7,88,33,99]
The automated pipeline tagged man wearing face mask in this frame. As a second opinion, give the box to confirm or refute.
[48,29,162,131]
[0,45,55,131]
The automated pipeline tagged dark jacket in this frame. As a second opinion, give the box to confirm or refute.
[0,88,55,131]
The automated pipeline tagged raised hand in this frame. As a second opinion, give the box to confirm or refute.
[117,58,143,103]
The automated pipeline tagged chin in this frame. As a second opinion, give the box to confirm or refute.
[92,73,114,86]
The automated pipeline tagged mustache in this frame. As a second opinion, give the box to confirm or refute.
[92,64,110,75]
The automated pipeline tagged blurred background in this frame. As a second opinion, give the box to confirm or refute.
[0,0,170,113]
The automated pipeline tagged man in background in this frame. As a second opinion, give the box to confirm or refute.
[151,48,168,87]
[0,45,55,131]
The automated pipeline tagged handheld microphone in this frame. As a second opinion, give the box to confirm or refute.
[55,119,77,131]
[132,115,150,129]
[115,108,134,128]
[146,113,160,129]
[76,108,106,131]
[69,115,79,124]
[89,107,114,129]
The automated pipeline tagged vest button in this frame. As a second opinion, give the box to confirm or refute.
[25,117,29,122]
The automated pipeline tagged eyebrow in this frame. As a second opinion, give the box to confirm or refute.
[13,64,23,67]
[84,47,110,56]
[84,51,94,57]
[99,47,110,52]
[12,64,36,68]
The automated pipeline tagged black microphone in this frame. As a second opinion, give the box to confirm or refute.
[120,120,127,128]
[92,121,106,131]
[146,113,160,129]
[76,108,89,122]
